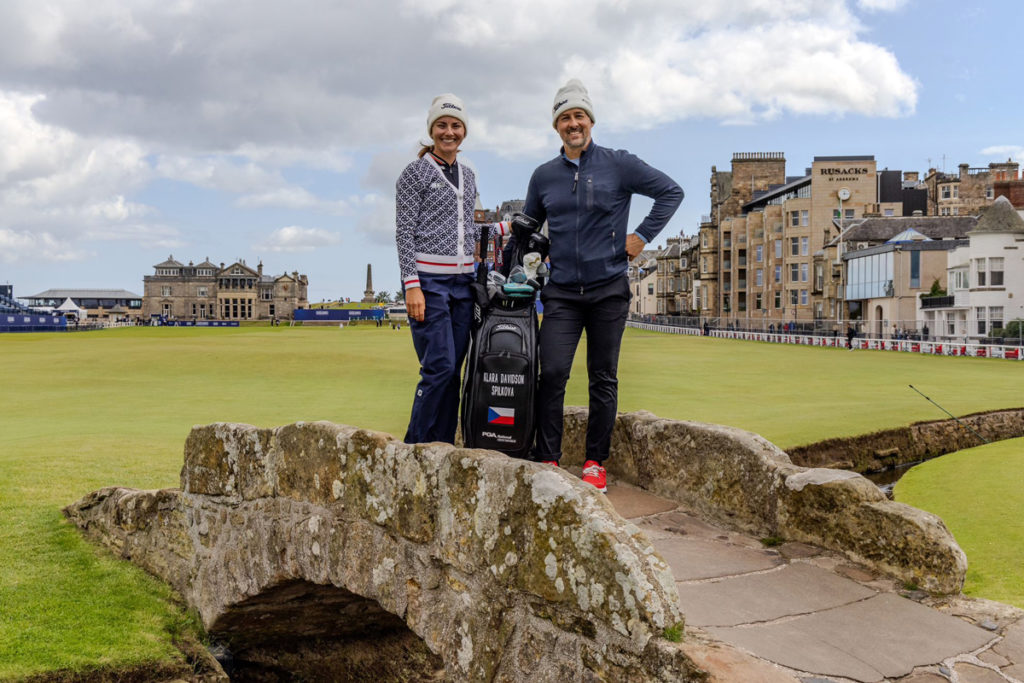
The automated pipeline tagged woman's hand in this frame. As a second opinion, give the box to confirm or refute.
[406,287,426,322]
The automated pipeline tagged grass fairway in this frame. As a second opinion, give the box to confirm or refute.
[895,438,1024,607]
[1,325,1022,676]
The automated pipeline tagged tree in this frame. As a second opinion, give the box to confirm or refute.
[999,319,1024,340]
[393,291,404,304]
[927,278,946,297]
[375,291,392,304]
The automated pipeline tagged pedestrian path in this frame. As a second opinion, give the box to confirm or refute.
[604,481,1024,683]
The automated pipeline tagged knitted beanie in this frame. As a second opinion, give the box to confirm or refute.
[551,79,595,128]
[427,93,467,137]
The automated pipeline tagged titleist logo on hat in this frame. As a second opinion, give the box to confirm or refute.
[442,102,462,111]
[553,98,568,113]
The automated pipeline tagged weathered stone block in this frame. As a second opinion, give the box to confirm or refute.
[65,421,696,682]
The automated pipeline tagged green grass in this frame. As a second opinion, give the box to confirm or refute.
[895,438,1024,606]
[1,325,1022,676]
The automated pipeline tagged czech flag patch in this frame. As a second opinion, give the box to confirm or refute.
[488,406,515,425]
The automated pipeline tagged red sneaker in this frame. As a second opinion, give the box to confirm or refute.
[541,460,559,467]
[581,460,607,493]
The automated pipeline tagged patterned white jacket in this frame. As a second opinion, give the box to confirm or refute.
[395,155,507,290]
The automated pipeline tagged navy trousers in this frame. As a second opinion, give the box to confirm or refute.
[532,277,630,463]
[404,273,474,445]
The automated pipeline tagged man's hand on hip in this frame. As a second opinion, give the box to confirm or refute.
[625,233,645,260]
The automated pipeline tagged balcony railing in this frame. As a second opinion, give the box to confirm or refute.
[920,295,955,309]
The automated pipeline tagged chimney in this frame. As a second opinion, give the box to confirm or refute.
[904,171,919,183]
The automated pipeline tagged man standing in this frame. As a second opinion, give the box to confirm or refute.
[524,79,683,491]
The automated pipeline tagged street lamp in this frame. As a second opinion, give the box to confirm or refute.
[835,187,851,329]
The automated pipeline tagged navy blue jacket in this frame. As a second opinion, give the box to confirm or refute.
[523,142,683,288]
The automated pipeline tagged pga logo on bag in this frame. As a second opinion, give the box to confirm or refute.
[487,406,514,426]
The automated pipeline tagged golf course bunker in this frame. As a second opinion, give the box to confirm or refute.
[64,421,703,682]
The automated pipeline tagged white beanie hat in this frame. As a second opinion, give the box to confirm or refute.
[427,93,467,137]
[551,79,595,128]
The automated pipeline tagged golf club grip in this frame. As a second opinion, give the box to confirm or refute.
[478,223,490,285]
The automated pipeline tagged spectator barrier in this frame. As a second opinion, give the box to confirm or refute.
[627,321,1024,360]
[0,314,68,333]
[294,309,385,322]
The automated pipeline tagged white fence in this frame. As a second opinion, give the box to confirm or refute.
[628,322,1024,360]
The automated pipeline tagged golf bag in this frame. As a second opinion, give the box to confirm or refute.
[461,214,547,459]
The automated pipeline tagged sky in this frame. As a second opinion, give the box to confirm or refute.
[1,0,1022,303]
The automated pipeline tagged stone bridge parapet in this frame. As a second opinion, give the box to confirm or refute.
[64,421,703,681]
[561,409,967,594]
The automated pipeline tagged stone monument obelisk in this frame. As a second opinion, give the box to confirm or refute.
[361,264,376,303]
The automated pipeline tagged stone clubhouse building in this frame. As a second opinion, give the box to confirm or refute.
[142,256,309,321]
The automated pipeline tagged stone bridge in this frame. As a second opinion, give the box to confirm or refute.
[64,411,969,681]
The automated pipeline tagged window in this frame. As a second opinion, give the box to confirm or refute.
[790,263,799,282]
[800,263,809,282]
[647,283,654,295]
[941,185,951,199]
[990,307,1003,332]
[800,289,808,305]
[774,265,782,283]
[986,186,994,199]
[815,263,824,290]
[701,233,708,247]
[755,245,763,262]
[701,257,707,273]
[269,304,276,318]
[910,251,920,288]
[953,186,959,199]
[790,237,799,256]
[756,269,763,286]
[801,210,809,226]
[789,290,798,305]
[800,237,809,255]
[191,303,197,317]
[845,208,854,219]
[775,240,782,259]
[975,258,987,287]
[262,289,272,301]
[197,286,207,297]
[161,286,171,297]
[884,208,895,216]
[990,258,1004,286]
[774,291,782,308]
[976,307,987,335]
[791,211,800,227]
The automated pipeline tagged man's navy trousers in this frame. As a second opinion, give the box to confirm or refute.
[404,272,473,445]
[533,277,630,463]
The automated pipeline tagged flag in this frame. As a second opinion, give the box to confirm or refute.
[488,407,514,425]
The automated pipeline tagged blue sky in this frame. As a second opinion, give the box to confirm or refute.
[1,0,1021,303]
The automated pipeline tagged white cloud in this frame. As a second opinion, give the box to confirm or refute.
[857,0,910,11]
[0,1,918,158]
[0,228,90,263]
[981,145,1024,163]
[254,225,342,252]
[0,0,921,271]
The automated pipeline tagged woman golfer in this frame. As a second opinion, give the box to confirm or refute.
[395,93,507,444]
